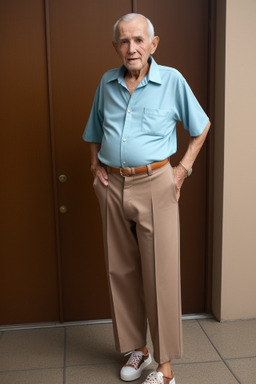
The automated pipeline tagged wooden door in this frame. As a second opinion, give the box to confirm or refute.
[46,0,131,321]
[0,0,212,325]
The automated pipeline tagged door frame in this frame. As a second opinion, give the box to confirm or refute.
[204,0,216,313]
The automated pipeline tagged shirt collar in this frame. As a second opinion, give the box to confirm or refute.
[106,56,162,85]
[105,66,125,84]
[147,56,162,84]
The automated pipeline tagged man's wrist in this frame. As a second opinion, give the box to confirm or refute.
[91,162,100,168]
[179,162,192,177]
[90,163,100,174]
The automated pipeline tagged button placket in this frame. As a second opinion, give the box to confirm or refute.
[120,97,135,166]
[120,83,146,166]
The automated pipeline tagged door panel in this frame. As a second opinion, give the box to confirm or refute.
[137,0,209,313]
[0,0,59,324]
[47,0,131,320]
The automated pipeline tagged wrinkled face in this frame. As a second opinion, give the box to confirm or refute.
[113,16,159,74]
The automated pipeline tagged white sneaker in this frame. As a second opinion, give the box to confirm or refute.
[142,371,176,384]
[120,350,152,381]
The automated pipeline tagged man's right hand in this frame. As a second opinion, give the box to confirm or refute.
[89,143,108,186]
[91,164,109,186]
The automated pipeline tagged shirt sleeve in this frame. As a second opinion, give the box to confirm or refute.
[175,75,209,136]
[82,83,104,143]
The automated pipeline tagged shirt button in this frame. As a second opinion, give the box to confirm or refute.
[123,161,126,164]
[123,138,127,142]
[127,109,131,113]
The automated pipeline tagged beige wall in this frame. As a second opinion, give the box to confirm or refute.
[213,0,256,320]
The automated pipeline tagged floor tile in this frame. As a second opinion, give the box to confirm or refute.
[65,320,221,367]
[66,323,159,368]
[199,319,256,359]
[172,321,221,364]
[0,368,63,384]
[65,364,153,384]
[125,320,220,365]
[172,361,239,384]
[66,324,123,366]
[226,357,256,384]
[0,328,64,371]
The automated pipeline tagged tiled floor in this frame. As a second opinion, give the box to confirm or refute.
[0,318,256,384]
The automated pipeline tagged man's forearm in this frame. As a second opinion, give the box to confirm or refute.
[173,120,211,201]
[90,142,101,167]
[180,120,211,171]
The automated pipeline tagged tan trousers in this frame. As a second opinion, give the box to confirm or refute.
[93,161,183,363]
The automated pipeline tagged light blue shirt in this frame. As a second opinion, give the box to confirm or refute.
[83,57,209,167]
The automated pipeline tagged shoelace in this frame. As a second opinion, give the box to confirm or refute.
[124,351,144,369]
[144,371,164,384]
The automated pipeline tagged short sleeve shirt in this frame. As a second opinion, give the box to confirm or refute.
[82,57,209,167]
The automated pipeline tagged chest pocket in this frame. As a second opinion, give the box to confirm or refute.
[142,108,172,137]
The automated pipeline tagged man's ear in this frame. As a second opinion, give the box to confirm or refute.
[150,36,160,55]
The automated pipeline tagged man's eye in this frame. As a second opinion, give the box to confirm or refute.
[121,40,127,45]
[137,39,143,43]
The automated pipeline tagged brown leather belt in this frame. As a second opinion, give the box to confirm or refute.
[109,158,169,177]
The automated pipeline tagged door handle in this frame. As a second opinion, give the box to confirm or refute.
[58,174,67,183]
[59,205,67,214]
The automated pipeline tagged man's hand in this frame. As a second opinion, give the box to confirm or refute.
[89,142,108,186]
[173,164,188,201]
[91,163,108,186]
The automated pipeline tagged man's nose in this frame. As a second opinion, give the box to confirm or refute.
[128,41,136,54]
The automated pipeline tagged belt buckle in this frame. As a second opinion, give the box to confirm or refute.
[120,167,130,177]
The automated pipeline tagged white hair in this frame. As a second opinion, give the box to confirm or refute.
[113,13,155,43]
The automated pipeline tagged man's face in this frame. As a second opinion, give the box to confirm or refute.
[113,16,159,74]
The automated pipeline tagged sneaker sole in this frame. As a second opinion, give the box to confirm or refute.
[120,354,152,381]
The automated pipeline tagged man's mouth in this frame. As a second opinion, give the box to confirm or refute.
[127,59,140,65]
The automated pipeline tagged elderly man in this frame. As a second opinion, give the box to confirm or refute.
[83,13,210,384]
